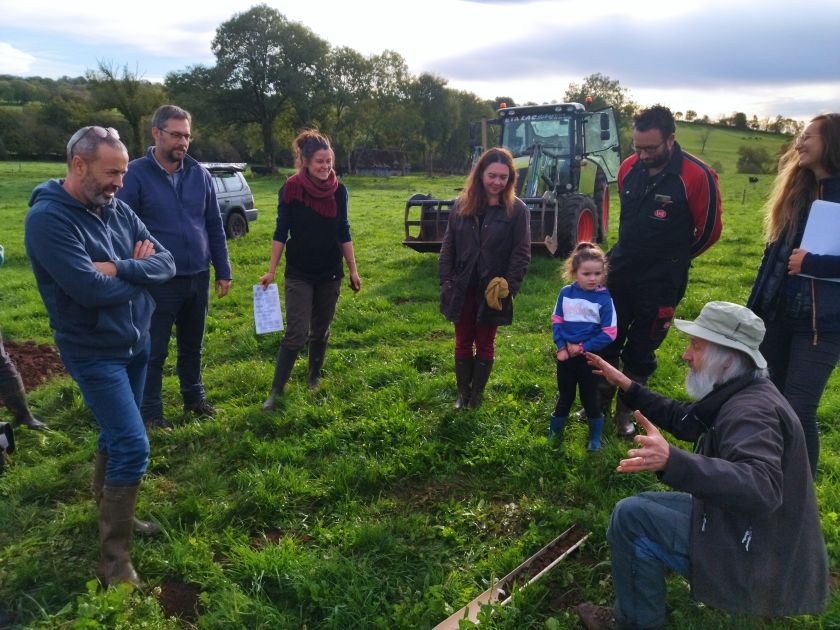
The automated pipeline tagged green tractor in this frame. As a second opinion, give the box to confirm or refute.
[403,102,622,256]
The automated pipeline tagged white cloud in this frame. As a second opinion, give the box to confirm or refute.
[0,42,36,74]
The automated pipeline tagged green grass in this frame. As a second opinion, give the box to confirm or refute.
[0,126,837,629]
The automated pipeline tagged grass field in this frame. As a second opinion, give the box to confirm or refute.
[0,124,837,628]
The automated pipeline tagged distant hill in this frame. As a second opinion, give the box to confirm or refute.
[674,121,792,175]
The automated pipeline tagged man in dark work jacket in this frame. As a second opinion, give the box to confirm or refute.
[598,106,722,439]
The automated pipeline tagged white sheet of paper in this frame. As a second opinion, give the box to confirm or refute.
[800,200,840,282]
[253,283,284,334]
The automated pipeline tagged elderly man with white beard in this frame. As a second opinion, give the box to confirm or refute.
[574,301,828,630]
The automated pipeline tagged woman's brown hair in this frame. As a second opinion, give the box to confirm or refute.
[292,129,334,171]
[764,113,840,243]
[457,147,518,217]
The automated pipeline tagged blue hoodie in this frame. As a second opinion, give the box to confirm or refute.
[25,180,176,359]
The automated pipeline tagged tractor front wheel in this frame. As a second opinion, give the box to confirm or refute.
[554,195,598,258]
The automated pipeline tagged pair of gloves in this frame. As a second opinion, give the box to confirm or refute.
[484,277,509,311]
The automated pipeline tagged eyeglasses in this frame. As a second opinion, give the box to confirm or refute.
[795,133,816,144]
[158,128,192,142]
[632,140,667,154]
[67,126,120,156]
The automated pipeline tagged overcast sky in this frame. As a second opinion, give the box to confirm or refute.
[2,0,838,121]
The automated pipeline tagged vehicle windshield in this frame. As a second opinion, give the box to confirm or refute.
[501,116,571,157]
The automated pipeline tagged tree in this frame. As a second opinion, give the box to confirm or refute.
[320,47,373,171]
[407,73,459,176]
[86,61,166,157]
[210,4,329,169]
[685,110,697,122]
[732,112,748,129]
[564,73,638,127]
[737,146,773,174]
[699,127,713,154]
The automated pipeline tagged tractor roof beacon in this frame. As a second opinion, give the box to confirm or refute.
[403,102,622,257]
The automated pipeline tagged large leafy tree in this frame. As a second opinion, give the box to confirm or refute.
[211,4,328,169]
[86,61,166,157]
[407,73,460,176]
[565,73,639,154]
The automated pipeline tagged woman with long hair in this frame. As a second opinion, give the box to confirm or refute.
[747,113,840,476]
[259,130,361,409]
[439,147,531,409]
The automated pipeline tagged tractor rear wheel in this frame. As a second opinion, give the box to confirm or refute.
[554,195,598,258]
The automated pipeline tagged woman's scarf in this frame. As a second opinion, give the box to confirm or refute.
[282,169,339,218]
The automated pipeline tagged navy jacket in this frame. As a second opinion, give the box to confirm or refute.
[118,148,231,280]
[25,180,175,359]
[748,174,840,335]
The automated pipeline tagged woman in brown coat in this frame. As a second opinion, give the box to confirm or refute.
[439,148,531,409]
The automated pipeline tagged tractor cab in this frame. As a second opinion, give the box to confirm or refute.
[403,102,621,256]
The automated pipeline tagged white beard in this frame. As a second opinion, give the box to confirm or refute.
[685,367,717,400]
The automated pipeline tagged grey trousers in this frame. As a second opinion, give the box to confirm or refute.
[281,276,341,351]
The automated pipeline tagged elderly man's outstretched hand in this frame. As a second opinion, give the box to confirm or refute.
[617,411,670,473]
[584,352,632,391]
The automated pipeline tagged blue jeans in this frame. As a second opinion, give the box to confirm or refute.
[607,492,692,629]
[142,271,210,419]
[61,342,150,485]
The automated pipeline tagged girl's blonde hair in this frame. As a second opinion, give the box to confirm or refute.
[764,113,840,243]
[458,147,518,217]
[563,241,607,283]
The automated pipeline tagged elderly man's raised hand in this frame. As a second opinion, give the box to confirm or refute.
[584,352,632,391]
[617,411,670,473]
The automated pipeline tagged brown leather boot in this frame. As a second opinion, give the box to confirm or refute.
[0,374,47,430]
[96,483,143,588]
[454,357,473,409]
[93,451,160,537]
[468,359,493,409]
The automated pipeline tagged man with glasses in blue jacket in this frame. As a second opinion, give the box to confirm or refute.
[118,105,232,432]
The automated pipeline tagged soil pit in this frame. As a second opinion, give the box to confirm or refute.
[3,340,64,392]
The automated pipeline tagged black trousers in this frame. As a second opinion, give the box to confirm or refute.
[600,260,689,377]
[554,355,600,418]
[761,312,840,476]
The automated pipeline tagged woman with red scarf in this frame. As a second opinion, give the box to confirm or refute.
[259,130,361,409]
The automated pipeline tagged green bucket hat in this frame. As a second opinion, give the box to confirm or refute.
[674,301,767,369]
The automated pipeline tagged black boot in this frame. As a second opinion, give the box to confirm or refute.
[263,347,299,410]
[96,483,143,588]
[0,374,47,430]
[468,359,494,409]
[93,451,160,536]
[307,337,328,390]
[454,357,473,409]
[615,371,648,439]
